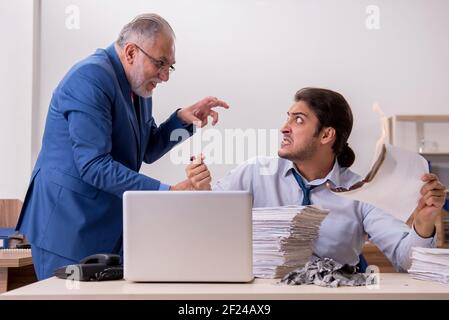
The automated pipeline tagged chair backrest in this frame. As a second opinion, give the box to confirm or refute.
[0,199,23,228]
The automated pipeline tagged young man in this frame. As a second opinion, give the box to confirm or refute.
[187,87,446,272]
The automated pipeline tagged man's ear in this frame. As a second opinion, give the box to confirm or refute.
[320,127,336,145]
[123,43,137,65]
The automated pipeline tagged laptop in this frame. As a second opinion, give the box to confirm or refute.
[123,191,253,282]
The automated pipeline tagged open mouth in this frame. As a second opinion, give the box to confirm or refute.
[281,136,292,147]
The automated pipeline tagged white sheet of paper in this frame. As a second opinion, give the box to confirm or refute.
[332,143,428,222]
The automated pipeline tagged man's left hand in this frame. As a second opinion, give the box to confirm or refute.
[177,96,230,128]
[414,173,447,238]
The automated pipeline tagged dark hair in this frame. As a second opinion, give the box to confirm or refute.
[294,87,355,167]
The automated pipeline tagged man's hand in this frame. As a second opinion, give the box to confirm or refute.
[413,173,447,238]
[169,179,194,191]
[186,155,212,190]
[177,96,230,128]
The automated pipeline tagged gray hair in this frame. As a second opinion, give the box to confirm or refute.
[116,13,175,47]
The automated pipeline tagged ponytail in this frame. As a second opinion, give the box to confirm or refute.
[337,143,355,167]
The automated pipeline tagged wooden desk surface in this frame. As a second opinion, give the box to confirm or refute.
[0,249,33,268]
[0,249,35,294]
[1,273,449,300]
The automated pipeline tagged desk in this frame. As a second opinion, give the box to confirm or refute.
[0,249,34,293]
[1,274,449,300]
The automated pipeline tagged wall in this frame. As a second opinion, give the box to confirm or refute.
[0,0,37,199]
[19,0,449,192]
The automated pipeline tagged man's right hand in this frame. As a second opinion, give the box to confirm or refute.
[186,156,212,190]
[169,179,194,191]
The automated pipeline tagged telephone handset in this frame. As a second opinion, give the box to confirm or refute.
[54,253,123,281]
[79,253,121,266]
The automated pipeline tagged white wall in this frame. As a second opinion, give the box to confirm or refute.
[25,0,449,190]
[0,0,36,199]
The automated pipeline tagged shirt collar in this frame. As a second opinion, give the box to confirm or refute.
[283,159,342,187]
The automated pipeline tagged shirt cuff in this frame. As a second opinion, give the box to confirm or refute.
[410,223,437,247]
[158,183,170,191]
[174,108,193,128]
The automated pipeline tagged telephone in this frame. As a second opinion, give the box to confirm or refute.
[54,253,123,281]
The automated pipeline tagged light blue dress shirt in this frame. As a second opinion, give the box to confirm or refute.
[213,157,436,272]
[159,183,170,191]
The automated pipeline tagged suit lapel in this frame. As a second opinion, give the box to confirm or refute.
[104,44,141,153]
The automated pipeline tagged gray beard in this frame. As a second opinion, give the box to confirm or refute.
[130,72,153,98]
[132,81,153,98]
[133,87,153,98]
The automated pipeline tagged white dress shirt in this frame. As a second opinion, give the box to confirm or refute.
[213,157,436,272]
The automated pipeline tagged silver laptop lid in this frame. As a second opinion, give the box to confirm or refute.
[123,191,253,282]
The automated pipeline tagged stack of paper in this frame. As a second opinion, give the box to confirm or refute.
[408,247,449,284]
[252,205,329,278]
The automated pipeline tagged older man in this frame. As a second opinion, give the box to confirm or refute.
[187,87,446,272]
[17,13,229,280]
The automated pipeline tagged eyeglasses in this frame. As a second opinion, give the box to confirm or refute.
[133,43,175,74]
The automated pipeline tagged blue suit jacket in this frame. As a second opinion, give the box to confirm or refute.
[16,44,193,261]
